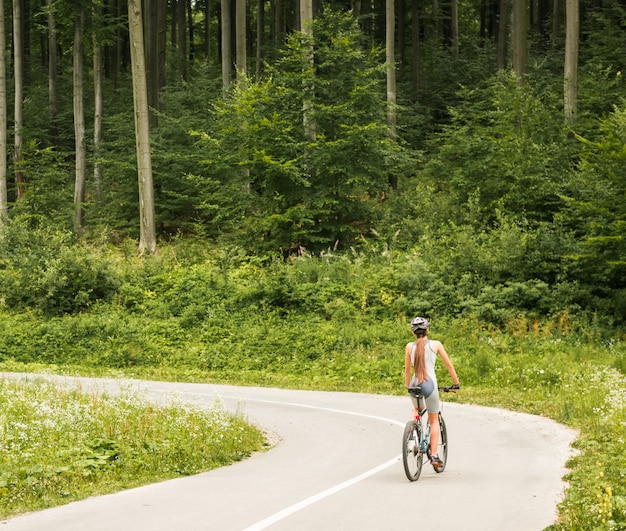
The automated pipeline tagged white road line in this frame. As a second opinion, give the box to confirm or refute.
[159,387,406,427]
[157,388,406,530]
[243,456,401,531]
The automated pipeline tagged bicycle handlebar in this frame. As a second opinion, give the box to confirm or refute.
[407,384,459,397]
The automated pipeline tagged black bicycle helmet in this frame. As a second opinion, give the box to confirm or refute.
[410,316,429,332]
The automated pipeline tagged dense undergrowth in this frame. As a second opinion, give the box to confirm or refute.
[0,239,624,528]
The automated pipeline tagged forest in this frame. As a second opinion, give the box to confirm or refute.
[0,0,625,327]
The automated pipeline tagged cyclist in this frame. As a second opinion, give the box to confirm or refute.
[404,316,459,470]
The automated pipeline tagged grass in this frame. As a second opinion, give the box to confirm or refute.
[1,327,624,529]
[0,242,624,528]
[0,375,266,519]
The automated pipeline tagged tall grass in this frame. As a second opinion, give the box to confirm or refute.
[0,377,265,518]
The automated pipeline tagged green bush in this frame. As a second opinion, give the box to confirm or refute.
[0,221,120,315]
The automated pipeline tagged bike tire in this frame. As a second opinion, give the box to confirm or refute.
[434,413,448,473]
[402,420,423,481]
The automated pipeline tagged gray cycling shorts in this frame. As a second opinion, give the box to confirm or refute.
[409,377,440,413]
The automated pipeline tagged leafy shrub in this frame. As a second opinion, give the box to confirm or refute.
[0,221,120,315]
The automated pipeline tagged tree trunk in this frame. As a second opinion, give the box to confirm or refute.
[512,0,527,81]
[144,0,158,127]
[112,0,124,92]
[12,0,25,200]
[411,0,420,92]
[177,0,187,80]
[157,0,167,90]
[128,0,157,254]
[46,0,58,144]
[256,0,264,78]
[93,3,104,203]
[300,0,315,143]
[551,0,559,46]
[564,0,578,124]
[170,0,176,48]
[432,0,440,44]
[496,0,509,69]
[397,0,405,67]
[0,0,7,224]
[187,0,194,61]
[142,0,166,127]
[386,0,397,190]
[274,0,284,47]
[221,0,232,86]
[386,0,396,141]
[236,0,246,82]
[73,7,86,233]
[537,0,550,40]
[451,0,459,57]
[204,0,211,62]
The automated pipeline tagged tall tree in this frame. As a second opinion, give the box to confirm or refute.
[411,0,420,91]
[497,0,510,69]
[176,0,187,80]
[235,0,246,81]
[0,0,7,223]
[46,0,59,143]
[386,0,396,140]
[512,0,527,81]
[12,0,25,199]
[450,0,459,57]
[564,0,578,124]
[386,0,397,190]
[128,0,157,254]
[300,0,315,143]
[93,2,104,202]
[73,6,86,233]
[397,0,405,67]
[143,0,167,127]
[204,0,211,62]
[256,0,264,78]
[111,0,126,93]
[221,0,232,86]
[551,0,559,46]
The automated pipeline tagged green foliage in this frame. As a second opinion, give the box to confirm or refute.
[0,377,264,518]
[420,71,574,223]
[193,8,406,252]
[562,106,626,298]
[9,142,74,228]
[0,220,119,315]
[577,4,626,120]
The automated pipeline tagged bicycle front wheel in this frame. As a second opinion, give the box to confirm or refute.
[434,413,448,473]
[402,420,423,481]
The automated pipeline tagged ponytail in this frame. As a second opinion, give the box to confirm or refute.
[413,335,428,383]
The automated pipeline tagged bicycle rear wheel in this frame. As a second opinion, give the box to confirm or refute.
[402,420,423,481]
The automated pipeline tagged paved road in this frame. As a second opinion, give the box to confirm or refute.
[1,375,577,531]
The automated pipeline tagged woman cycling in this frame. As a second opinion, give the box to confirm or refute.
[404,316,459,470]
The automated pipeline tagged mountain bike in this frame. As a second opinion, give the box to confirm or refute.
[402,386,453,482]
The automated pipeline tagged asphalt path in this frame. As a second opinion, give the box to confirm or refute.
[1,375,577,531]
